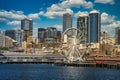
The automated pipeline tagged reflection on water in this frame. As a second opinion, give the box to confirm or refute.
[0,64,120,80]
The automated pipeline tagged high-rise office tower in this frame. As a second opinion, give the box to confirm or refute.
[77,14,89,43]
[21,18,33,41]
[115,27,120,44]
[63,13,72,32]
[89,10,101,43]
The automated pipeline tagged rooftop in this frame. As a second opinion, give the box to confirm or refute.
[90,10,99,14]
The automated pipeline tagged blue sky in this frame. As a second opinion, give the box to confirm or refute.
[0,0,120,37]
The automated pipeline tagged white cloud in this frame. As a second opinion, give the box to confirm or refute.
[0,17,9,22]
[101,12,119,28]
[44,0,93,18]
[95,0,114,5]
[0,10,26,20]
[0,10,45,26]
[60,0,93,9]
[101,12,115,24]
[28,13,40,19]
[101,12,120,36]
[82,1,93,9]
[102,21,120,29]
[44,8,73,19]
[7,20,21,26]
[74,11,89,18]
[53,24,62,31]
[39,11,44,15]
[28,11,44,19]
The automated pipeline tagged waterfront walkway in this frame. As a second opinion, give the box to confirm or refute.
[0,52,120,69]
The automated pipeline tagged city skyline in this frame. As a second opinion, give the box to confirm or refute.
[0,0,120,37]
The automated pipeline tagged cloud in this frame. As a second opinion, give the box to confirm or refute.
[101,12,119,28]
[39,11,44,15]
[60,0,93,9]
[101,12,120,36]
[101,12,115,24]
[28,11,44,19]
[0,10,26,20]
[28,13,40,19]
[44,0,93,18]
[44,8,73,18]
[7,20,21,26]
[0,10,45,26]
[95,0,115,5]
[74,11,89,18]
[0,17,9,22]
[83,1,93,9]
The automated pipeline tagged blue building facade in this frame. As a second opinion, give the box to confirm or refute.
[89,10,101,43]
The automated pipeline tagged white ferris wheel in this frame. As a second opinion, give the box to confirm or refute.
[61,28,86,62]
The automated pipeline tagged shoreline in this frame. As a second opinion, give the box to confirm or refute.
[0,52,120,69]
[0,61,120,69]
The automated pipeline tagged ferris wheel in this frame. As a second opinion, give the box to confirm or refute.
[61,28,86,62]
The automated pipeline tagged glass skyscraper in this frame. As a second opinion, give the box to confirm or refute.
[89,10,101,43]
[63,13,72,32]
[21,18,33,41]
[77,14,89,43]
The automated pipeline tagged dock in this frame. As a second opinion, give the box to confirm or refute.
[0,52,120,69]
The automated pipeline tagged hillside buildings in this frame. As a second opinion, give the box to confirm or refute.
[5,29,23,44]
[38,27,61,43]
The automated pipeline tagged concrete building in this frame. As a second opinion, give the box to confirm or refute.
[100,31,109,44]
[63,13,72,32]
[77,14,89,43]
[21,18,33,41]
[115,27,120,44]
[89,10,101,43]
[0,32,5,47]
[63,35,67,43]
